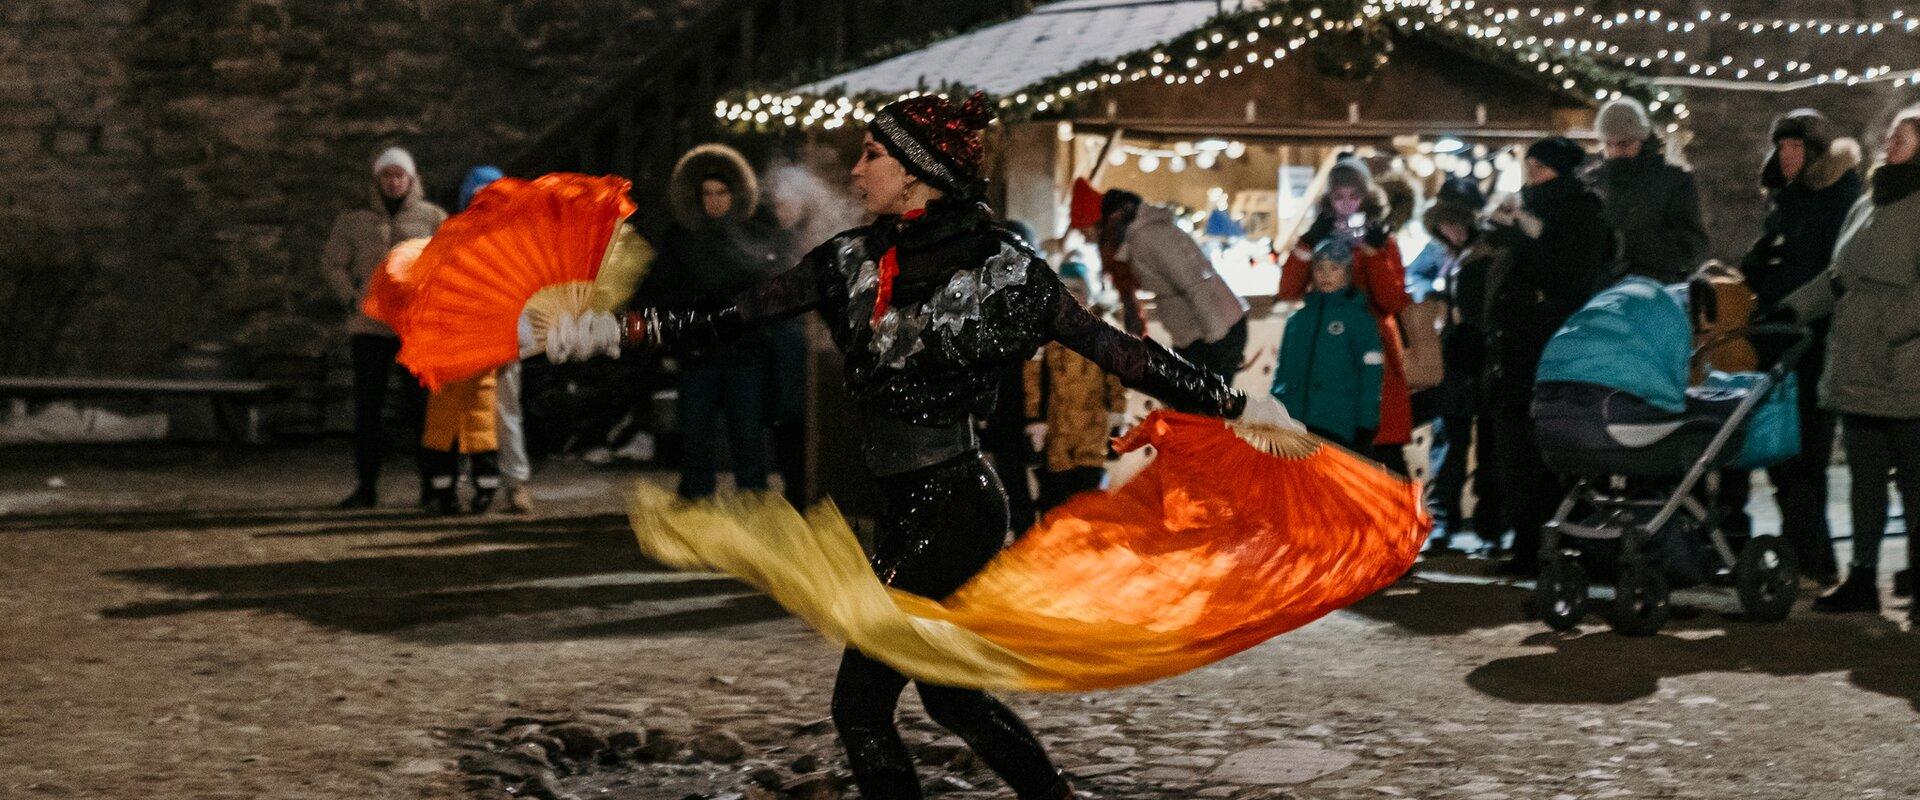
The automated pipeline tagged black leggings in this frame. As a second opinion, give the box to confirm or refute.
[1840,414,1920,573]
[830,453,1068,800]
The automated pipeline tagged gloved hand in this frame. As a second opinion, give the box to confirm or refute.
[1300,213,1336,249]
[545,310,622,363]
[1485,193,1522,228]
[1236,394,1306,432]
[1025,422,1048,453]
[1512,208,1544,239]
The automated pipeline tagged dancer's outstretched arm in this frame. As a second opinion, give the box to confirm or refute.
[1041,270,1298,430]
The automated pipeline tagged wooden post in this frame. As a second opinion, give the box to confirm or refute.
[1087,128,1124,184]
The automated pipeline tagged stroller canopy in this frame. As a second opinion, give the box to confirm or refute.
[1536,276,1692,413]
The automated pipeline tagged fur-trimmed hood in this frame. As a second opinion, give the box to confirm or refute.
[669,143,759,230]
[1421,199,1478,246]
[1769,137,1863,193]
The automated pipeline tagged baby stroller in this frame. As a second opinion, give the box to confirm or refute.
[1528,277,1811,635]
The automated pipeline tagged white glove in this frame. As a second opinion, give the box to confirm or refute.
[1025,422,1048,453]
[1237,394,1306,432]
[545,311,622,363]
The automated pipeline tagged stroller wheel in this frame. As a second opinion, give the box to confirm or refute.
[1536,556,1590,631]
[1735,536,1798,622]
[1608,558,1671,636]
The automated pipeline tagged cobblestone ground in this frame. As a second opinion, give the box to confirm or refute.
[2,443,1916,800]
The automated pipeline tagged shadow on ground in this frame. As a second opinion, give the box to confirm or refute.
[1350,571,1920,712]
[99,513,790,642]
[1,506,439,534]
[1346,571,1532,635]
[1467,612,1920,712]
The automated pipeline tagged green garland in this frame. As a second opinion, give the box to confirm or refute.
[715,0,1678,131]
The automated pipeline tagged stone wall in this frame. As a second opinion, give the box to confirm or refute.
[3,0,1917,380]
[0,0,711,377]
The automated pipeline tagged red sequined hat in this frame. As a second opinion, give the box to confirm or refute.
[870,92,994,197]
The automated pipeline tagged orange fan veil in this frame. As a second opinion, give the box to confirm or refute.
[629,411,1430,692]
[363,173,640,390]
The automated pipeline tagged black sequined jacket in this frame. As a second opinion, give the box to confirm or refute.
[632,199,1244,471]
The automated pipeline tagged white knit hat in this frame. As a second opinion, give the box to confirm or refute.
[372,146,418,177]
[1595,98,1652,143]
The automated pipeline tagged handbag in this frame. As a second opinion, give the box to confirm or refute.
[1398,299,1446,392]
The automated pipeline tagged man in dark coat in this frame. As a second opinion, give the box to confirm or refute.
[1483,137,1615,576]
[646,143,788,499]
[1724,109,1865,585]
[1589,97,1708,285]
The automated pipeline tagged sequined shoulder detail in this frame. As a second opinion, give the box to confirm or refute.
[931,240,1030,336]
[858,238,1036,369]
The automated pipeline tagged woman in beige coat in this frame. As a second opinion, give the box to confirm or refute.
[1781,108,1920,618]
[325,147,447,508]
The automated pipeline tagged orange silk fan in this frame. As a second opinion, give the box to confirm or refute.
[362,173,653,390]
[629,411,1431,692]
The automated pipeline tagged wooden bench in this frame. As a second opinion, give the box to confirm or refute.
[0,376,293,444]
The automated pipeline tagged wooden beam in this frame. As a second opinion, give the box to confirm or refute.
[1086,127,1124,184]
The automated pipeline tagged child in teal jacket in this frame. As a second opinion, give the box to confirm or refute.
[1271,238,1385,448]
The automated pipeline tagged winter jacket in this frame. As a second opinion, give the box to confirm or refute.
[1024,342,1126,472]
[1272,288,1384,446]
[1783,163,1920,419]
[1589,137,1708,284]
[1436,242,1496,418]
[322,156,448,337]
[645,144,788,361]
[1280,224,1413,445]
[423,371,498,452]
[1483,176,1614,404]
[1742,139,1864,312]
[1115,204,1248,348]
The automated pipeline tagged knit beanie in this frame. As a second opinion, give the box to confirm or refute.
[1312,236,1355,268]
[1327,156,1374,193]
[870,92,994,198]
[1526,137,1587,178]
[1596,97,1653,143]
[372,146,418,177]
[1069,177,1106,229]
[458,165,504,211]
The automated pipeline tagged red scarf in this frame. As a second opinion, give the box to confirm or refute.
[871,208,926,327]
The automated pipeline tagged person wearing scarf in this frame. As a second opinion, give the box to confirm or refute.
[555,93,1298,800]
[1780,106,1920,619]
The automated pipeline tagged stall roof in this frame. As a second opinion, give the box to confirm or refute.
[732,0,1666,135]
[797,0,1252,96]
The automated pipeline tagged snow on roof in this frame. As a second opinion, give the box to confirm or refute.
[796,0,1258,96]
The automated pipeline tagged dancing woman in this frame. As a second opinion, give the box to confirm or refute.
[568,93,1296,800]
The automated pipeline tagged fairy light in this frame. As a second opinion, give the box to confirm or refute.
[715,0,1904,131]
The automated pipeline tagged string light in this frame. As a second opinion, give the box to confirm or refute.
[716,0,1906,131]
